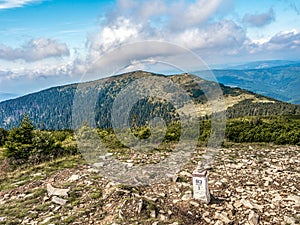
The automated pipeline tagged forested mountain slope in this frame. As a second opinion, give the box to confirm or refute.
[0,71,299,130]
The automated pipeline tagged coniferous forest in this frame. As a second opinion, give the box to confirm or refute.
[1,113,299,167]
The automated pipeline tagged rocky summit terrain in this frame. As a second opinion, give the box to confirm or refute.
[0,143,299,225]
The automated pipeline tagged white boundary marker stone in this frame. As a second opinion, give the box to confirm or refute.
[192,170,210,203]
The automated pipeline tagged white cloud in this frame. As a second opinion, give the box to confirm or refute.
[175,20,247,50]
[264,29,300,53]
[244,29,300,59]
[86,4,248,68]
[0,38,70,62]
[269,29,299,45]
[0,0,41,9]
[89,17,141,54]
[0,61,72,81]
[243,8,275,27]
[94,1,251,63]
[82,40,214,81]
[175,0,223,28]
[84,0,300,68]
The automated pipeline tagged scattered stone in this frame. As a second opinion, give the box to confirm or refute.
[118,210,124,219]
[0,217,7,222]
[87,167,99,173]
[215,220,224,225]
[203,212,209,217]
[67,174,80,182]
[272,194,282,202]
[203,217,211,223]
[181,191,192,201]
[53,206,61,212]
[241,199,254,209]
[47,183,69,197]
[190,200,200,207]
[248,211,259,225]
[137,199,143,214]
[228,209,235,217]
[286,195,300,207]
[169,222,179,225]
[1,144,299,224]
[158,193,166,198]
[144,196,157,202]
[214,212,232,224]
[236,187,244,193]
[84,180,93,186]
[93,162,105,167]
[51,196,67,206]
[159,210,165,214]
[284,216,295,225]
[32,172,42,177]
[124,162,134,168]
[233,200,242,209]
[158,213,167,221]
[245,181,256,186]
[3,193,9,200]
[215,181,223,186]
[252,203,263,212]
[179,171,192,177]
[41,216,54,224]
[172,199,180,204]
[43,196,50,202]
[263,177,273,182]
[99,153,113,160]
[150,210,156,218]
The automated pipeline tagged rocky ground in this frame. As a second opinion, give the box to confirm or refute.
[0,143,299,225]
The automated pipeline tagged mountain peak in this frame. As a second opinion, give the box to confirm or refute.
[0,70,299,130]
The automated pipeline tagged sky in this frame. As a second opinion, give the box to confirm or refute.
[0,0,299,99]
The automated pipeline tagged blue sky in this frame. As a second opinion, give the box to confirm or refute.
[0,0,299,99]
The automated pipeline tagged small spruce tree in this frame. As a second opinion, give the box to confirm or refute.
[3,114,34,162]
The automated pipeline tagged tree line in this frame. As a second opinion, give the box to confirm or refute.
[0,114,299,168]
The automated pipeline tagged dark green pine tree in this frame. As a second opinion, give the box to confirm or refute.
[3,114,34,161]
[18,114,34,144]
[0,128,8,146]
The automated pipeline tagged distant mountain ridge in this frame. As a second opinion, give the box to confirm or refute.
[0,92,18,102]
[195,63,300,104]
[226,60,300,70]
[0,70,299,130]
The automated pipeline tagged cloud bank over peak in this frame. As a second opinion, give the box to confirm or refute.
[87,0,241,64]
[111,0,230,29]
[85,0,299,68]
